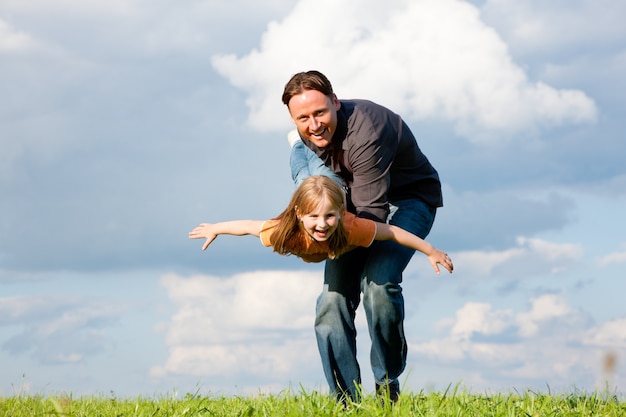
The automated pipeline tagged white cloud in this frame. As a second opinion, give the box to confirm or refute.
[516,294,577,337]
[0,294,124,329]
[0,19,36,52]
[481,0,626,55]
[0,294,128,364]
[584,318,626,348]
[154,270,626,393]
[212,0,597,142]
[452,236,583,279]
[597,249,626,267]
[0,0,299,59]
[153,271,323,378]
[410,294,625,391]
[151,338,319,378]
[0,0,136,15]
[449,302,513,341]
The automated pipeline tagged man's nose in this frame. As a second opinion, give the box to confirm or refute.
[310,117,321,131]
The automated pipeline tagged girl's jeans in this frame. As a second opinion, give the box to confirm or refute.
[290,142,436,400]
[290,141,343,188]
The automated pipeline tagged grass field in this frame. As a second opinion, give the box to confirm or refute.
[1,386,624,417]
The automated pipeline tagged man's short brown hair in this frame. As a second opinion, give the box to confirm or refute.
[282,70,334,106]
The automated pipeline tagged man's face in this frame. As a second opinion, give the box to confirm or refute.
[288,89,340,148]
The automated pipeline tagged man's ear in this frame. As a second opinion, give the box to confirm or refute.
[332,94,341,110]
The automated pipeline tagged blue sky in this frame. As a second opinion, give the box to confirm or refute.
[1,0,625,398]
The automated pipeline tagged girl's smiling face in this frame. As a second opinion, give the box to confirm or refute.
[298,196,342,242]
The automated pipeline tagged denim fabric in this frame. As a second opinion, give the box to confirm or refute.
[314,198,436,399]
[290,141,343,188]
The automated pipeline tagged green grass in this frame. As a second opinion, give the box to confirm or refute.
[1,386,624,416]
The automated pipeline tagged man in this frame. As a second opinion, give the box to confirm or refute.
[282,70,444,402]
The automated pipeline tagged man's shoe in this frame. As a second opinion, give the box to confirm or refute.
[375,380,400,403]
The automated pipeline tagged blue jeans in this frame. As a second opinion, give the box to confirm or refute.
[290,141,344,188]
[315,198,435,400]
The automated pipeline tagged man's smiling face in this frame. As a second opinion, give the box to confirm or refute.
[288,89,340,148]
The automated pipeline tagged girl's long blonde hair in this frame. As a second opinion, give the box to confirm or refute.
[267,176,349,259]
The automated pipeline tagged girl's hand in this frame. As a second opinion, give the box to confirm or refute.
[188,223,218,251]
[428,248,454,274]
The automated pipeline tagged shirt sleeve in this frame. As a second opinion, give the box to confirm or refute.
[344,103,398,222]
[348,137,393,222]
[259,220,278,247]
[343,212,377,248]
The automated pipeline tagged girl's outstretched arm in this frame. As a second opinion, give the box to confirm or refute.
[189,220,265,251]
[374,223,454,274]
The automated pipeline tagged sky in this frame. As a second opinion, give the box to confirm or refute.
[1,0,626,399]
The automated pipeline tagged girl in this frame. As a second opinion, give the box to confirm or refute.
[189,175,453,274]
